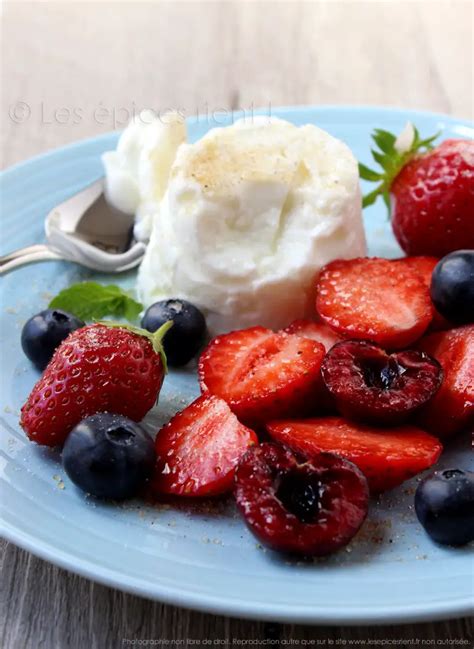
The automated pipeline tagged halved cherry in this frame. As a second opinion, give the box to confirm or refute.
[321,340,443,425]
[234,443,369,556]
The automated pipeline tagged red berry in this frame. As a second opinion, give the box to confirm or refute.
[198,327,325,427]
[321,340,443,425]
[315,258,433,349]
[234,443,368,556]
[152,394,257,497]
[283,319,343,413]
[416,325,474,438]
[20,323,168,446]
[283,319,342,351]
[391,140,474,257]
[396,256,450,331]
[266,417,443,493]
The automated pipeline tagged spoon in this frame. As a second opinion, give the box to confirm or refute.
[0,179,146,275]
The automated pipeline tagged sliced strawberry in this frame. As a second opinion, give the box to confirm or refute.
[152,394,257,497]
[416,325,474,438]
[283,319,342,413]
[283,319,343,351]
[266,417,443,492]
[396,256,450,331]
[198,327,326,427]
[315,257,433,349]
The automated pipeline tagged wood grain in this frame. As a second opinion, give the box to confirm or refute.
[1,1,473,647]
[1,540,472,648]
[2,0,472,168]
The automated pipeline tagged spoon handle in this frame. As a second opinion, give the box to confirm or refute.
[0,244,56,262]
[0,245,64,275]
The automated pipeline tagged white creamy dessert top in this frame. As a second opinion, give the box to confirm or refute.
[102,110,186,241]
[103,114,366,335]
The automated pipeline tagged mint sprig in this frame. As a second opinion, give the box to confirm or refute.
[359,125,440,211]
[49,282,143,322]
[97,320,173,373]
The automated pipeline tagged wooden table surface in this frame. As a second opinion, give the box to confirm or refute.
[1,2,473,647]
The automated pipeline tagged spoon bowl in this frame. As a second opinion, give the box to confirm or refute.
[0,179,146,275]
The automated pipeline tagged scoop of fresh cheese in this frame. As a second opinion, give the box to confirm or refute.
[102,110,186,241]
[106,116,367,335]
[137,118,366,334]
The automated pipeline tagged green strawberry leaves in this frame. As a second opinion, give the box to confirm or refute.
[371,128,397,154]
[358,163,383,182]
[359,124,440,212]
[50,283,174,371]
[49,282,143,322]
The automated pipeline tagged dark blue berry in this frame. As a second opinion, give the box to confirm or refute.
[62,413,155,499]
[21,308,85,371]
[415,468,474,546]
[141,299,206,366]
[431,250,474,324]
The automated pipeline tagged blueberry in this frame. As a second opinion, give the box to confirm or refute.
[431,250,474,324]
[62,413,155,500]
[21,308,85,371]
[141,299,206,367]
[415,469,474,546]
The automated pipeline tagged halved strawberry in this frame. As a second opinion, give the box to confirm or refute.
[396,256,450,331]
[266,417,443,492]
[315,257,433,349]
[283,319,343,351]
[198,327,326,427]
[152,394,257,497]
[416,325,474,438]
[283,319,342,413]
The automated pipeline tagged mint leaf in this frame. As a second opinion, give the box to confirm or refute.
[49,282,143,322]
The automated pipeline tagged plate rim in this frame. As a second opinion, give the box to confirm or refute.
[2,104,473,625]
[2,520,473,625]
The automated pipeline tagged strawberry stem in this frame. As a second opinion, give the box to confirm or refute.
[97,319,174,373]
[149,321,174,371]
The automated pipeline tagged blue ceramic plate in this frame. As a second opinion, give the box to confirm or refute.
[1,106,473,624]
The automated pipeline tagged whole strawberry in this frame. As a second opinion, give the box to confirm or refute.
[360,125,474,257]
[21,321,172,446]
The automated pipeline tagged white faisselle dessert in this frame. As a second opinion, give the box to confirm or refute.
[102,110,186,242]
[103,113,366,335]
